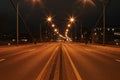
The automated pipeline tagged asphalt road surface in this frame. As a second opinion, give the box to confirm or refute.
[0,42,120,80]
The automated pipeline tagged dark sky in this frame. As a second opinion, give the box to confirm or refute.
[0,0,120,34]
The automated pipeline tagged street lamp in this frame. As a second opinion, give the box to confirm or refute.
[69,17,75,23]
[47,16,52,23]
[64,16,75,41]
[16,2,19,45]
[100,0,109,45]
[69,16,76,40]
[54,28,58,32]
[56,31,59,34]
[81,0,110,45]
[52,24,55,28]
[67,24,71,28]
[82,0,96,6]
[32,0,40,3]
[66,29,69,32]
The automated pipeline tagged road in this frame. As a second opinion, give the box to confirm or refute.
[0,42,120,80]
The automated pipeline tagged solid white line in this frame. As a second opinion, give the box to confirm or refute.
[116,59,120,62]
[0,59,5,62]
[63,46,82,80]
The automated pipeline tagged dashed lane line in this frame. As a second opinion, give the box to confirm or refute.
[0,58,5,62]
[116,59,120,63]
[28,49,36,52]
[85,49,92,51]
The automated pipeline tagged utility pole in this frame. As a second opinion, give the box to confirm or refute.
[46,27,48,41]
[40,24,42,42]
[81,24,83,37]
[80,24,83,42]
[16,3,19,45]
[102,1,107,45]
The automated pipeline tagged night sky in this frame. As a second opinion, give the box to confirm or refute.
[0,0,120,35]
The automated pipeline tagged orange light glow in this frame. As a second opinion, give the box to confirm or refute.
[32,0,40,3]
[52,24,55,27]
[47,16,52,22]
[82,0,96,6]
[70,17,75,23]
[66,29,69,32]
[68,24,71,28]
[54,29,57,32]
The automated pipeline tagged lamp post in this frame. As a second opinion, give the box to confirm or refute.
[69,17,75,23]
[9,0,19,45]
[47,16,52,23]
[69,16,75,40]
[46,16,53,41]
[40,23,42,42]
[81,24,83,41]
[103,2,106,45]
[101,0,109,45]
[64,16,75,41]
[16,3,19,45]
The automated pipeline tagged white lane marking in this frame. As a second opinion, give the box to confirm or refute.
[53,52,60,80]
[28,49,36,52]
[85,49,92,51]
[36,47,58,80]
[0,59,5,62]
[63,46,82,80]
[116,59,120,62]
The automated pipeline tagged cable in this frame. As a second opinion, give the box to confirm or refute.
[9,0,35,42]
[94,0,112,28]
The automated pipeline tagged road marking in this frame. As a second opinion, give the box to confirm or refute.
[36,47,58,80]
[0,59,5,62]
[85,49,92,51]
[53,52,60,80]
[116,59,120,62]
[28,49,36,52]
[63,46,82,80]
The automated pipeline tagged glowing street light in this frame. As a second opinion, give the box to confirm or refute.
[54,28,58,32]
[64,16,76,41]
[69,17,75,23]
[26,0,42,5]
[47,16,52,22]
[82,0,96,6]
[52,24,55,27]
[56,31,59,34]
[66,29,69,32]
[67,24,71,28]
[32,0,40,3]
